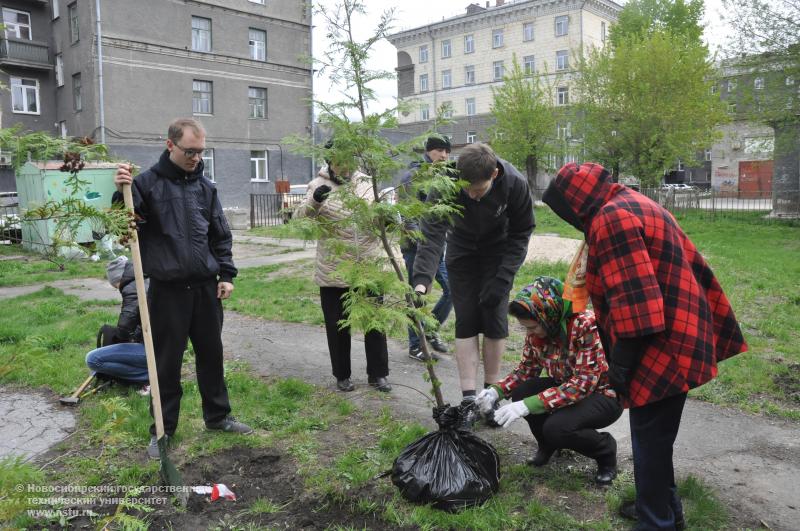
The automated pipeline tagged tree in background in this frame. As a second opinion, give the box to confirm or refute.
[489,56,562,193]
[722,0,800,215]
[575,0,727,185]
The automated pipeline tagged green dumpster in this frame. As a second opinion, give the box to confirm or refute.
[15,161,118,252]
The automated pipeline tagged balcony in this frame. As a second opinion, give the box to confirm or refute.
[0,38,51,70]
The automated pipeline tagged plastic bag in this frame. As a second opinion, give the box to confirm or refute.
[391,404,500,511]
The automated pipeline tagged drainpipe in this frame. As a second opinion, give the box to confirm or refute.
[428,27,437,122]
[94,0,106,145]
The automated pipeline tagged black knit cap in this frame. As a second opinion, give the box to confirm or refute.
[425,135,451,153]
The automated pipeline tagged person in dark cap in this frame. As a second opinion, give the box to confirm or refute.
[413,142,535,429]
[399,135,453,361]
[542,161,747,530]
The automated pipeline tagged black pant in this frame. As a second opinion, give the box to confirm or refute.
[511,377,622,465]
[148,279,231,436]
[319,286,388,380]
[630,392,687,531]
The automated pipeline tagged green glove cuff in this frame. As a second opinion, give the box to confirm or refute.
[490,384,504,398]
[523,395,547,415]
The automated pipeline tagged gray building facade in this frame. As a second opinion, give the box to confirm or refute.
[1,0,314,208]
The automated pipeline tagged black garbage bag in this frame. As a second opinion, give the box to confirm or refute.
[391,403,501,511]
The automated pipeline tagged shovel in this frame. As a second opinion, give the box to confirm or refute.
[122,183,186,501]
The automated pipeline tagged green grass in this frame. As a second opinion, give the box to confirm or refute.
[247,222,315,240]
[0,244,108,287]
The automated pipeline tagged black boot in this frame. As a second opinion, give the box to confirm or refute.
[527,445,556,467]
[594,433,617,485]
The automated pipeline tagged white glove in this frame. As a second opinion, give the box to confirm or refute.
[475,387,500,415]
[493,401,530,428]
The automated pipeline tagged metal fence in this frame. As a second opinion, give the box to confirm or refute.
[250,193,306,228]
[0,203,20,244]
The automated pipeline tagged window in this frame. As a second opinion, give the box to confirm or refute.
[52,0,60,19]
[710,83,717,94]
[249,28,266,61]
[464,34,474,54]
[493,60,504,81]
[419,45,428,63]
[442,69,452,89]
[68,3,79,43]
[555,15,568,36]
[421,104,429,121]
[523,55,535,75]
[557,86,569,105]
[55,54,64,87]
[786,76,795,86]
[202,148,215,181]
[3,8,32,39]
[192,16,211,52]
[754,77,764,90]
[728,101,737,113]
[492,29,503,48]
[704,148,711,162]
[250,150,268,181]
[11,77,39,114]
[249,87,267,119]
[419,74,428,92]
[249,0,266,4]
[601,21,606,42]
[441,102,453,118]
[72,73,82,111]
[557,122,571,139]
[556,50,569,70]
[466,131,477,143]
[59,121,67,138]
[727,79,737,92]
[192,80,213,114]
[441,39,451,58]
[523,22,534,42]
[465,65,475,85]
[466,97,476,116]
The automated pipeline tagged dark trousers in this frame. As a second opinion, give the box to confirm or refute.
[511,377,623,465]
[403,248,452,348]
[319,286,389,380]
[630,392,687,531]
[148,279,231,436]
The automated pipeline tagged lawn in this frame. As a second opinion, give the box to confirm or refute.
[0,289,729,529]
[0,244,108,287]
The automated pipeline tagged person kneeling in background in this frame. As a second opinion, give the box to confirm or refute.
[475,276,622,485]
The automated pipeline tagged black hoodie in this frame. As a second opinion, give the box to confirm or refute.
[118,150,237,283]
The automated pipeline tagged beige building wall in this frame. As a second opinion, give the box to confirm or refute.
[389,0,620,126]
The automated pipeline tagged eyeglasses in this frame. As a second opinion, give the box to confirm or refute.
[173,143,205,158]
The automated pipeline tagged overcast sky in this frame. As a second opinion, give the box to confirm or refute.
[311,0,731,114]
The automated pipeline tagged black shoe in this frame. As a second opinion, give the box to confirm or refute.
[527,446,556,467]
[595,464,617,485]
[458,398,479,430]
[409,346,439,362]
[368,376,392,392]
[336,378,355,392]
[618,501,686,530]
[426,334,449,353]
[205,415,254,434]
[147,434,167,460]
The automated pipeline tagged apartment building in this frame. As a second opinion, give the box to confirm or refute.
[0,0,313,207]
[387,0,620,150]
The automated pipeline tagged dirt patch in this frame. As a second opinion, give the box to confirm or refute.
[773,363,800,403]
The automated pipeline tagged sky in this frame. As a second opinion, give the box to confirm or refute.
[311,0,731,114]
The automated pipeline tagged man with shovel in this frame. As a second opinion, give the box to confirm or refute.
[114,118,252,460]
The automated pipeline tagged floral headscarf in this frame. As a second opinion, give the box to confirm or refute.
[512,276,573,342]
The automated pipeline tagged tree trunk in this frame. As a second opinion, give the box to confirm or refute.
[525,154,538,197]
[771,121,800,218]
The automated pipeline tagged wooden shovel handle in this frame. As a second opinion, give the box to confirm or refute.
[122,184,166,440]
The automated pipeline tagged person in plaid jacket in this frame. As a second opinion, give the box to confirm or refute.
[475,277,623,485]
[542,162,748,530]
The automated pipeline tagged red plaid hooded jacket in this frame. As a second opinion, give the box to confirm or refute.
[549,162,747,407]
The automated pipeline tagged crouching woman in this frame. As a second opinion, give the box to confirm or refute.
[475,276,622,485]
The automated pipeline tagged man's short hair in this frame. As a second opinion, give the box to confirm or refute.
[167,118,206,143]
[456,143,497,183]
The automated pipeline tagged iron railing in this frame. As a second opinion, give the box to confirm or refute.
[0,38,51,69]
[250,193,306,228]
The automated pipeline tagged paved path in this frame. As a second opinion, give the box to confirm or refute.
[1,233,799,529]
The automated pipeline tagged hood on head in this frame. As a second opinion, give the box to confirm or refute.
[543,162,622,233]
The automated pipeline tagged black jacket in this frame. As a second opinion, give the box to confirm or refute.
[412,158,535,290]
[116,261,148,342]
[120,150,237,283]
[398,153,431,252]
